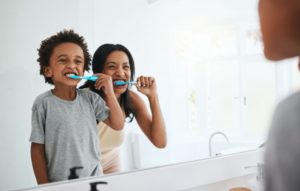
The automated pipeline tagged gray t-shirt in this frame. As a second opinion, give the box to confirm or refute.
[29,89,109,182]
[265,91,300,191]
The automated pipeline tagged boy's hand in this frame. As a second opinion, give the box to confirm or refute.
[94,73,114,96]
[136,76,157,98]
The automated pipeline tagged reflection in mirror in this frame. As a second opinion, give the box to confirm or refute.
[1,0,300,190]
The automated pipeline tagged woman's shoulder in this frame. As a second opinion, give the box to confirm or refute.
[128,90,143,102]
[128,90,146,110]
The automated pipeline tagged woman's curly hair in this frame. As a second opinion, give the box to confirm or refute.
[37,29,91,84]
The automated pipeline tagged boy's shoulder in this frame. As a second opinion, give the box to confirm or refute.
[78,88,93,94]
[33,90,52,104]
[32,90,52,110]
[77,89,105,107]
[78,88,100,99]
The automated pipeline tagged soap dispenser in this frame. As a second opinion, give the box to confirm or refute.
[90,181,108,191]
[68,166,83,180]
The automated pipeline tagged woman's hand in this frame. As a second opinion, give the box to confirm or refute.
[94,73,114,96]
[136,76,157,98]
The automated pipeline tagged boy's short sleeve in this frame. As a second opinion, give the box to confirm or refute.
[29,102,45,144]
[91,92,110,122]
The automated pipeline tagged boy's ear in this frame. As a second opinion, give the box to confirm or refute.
[43,66,53,77]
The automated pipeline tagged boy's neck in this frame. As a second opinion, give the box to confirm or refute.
[52,86,77,101]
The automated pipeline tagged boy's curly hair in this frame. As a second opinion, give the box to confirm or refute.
[37,29,91,84]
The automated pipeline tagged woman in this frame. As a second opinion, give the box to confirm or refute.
[81,44,167,174]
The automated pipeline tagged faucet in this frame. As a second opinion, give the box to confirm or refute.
[209,131,229,157]
[245,163,265,184]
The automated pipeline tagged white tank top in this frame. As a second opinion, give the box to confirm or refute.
[98,122,125,173]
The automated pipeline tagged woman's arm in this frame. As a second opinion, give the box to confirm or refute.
[31,143,49,184]
[132,76,167,148]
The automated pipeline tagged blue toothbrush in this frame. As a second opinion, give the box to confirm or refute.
[67,74,99,81]
[114,81,137,86]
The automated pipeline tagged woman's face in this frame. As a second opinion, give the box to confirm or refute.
[102,50,132,97]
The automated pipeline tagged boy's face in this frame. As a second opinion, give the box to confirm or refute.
[44,42,85,87]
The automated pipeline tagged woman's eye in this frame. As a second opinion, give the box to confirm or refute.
[58,59,66,64]
[124,65,130,70]
[108,65,115,69]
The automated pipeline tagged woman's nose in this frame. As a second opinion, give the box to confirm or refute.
[115,67,125,76]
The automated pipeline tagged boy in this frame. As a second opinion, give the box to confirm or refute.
[30,29,124,184]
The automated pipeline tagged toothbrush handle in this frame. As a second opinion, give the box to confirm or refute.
[85,76,99,81]
[114,81,137,86]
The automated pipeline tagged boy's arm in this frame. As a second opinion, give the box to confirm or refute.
[31,143,49,184]
[93,73,124,130]
[103,91,124,130]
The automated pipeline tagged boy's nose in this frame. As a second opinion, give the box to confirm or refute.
[66,62,76,68]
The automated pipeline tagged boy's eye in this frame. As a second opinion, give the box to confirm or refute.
[75,60,83,65]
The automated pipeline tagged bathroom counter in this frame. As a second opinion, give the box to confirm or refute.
[19,149,263,191]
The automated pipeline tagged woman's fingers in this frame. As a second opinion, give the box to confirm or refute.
[137,76,154,88]
[148,76,154,86]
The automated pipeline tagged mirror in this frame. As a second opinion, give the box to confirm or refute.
[2,0,299,190]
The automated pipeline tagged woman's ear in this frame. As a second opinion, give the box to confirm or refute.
[43,66,53,77]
